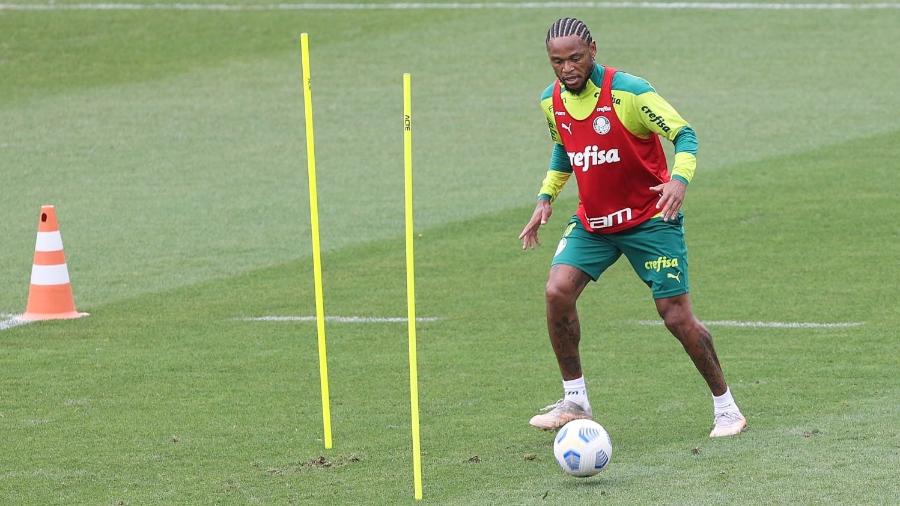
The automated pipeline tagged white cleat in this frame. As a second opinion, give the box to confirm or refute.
[529,399,592,430]
[709,411,747,437]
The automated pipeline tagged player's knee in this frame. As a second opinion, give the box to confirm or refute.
[658,303,690,332]
[545,280,576,307]
[662,314,688,334]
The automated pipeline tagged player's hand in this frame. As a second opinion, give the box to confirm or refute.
[518,200,552,250]
[650,179,686,222]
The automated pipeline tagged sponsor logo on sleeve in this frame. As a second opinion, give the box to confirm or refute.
[640,105,671,133]
[547,119,560,142]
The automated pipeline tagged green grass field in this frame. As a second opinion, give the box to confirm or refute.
[2,1,899,504]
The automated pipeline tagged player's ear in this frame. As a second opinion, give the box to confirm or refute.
[589,41,597,61]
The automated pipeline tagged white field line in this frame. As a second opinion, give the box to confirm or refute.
[635,319,864,329]
[0,314,31,331]
[237,315,440,323]
[1,2,898,11]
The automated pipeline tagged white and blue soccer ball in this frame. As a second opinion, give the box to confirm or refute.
[552,419,613,477]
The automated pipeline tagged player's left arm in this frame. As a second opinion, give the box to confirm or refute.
[636,91,699,221]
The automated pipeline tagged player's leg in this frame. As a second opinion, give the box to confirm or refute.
[529,265,593,430]
[529,218,620,430]
[655,294,746,437]
[654,294,725,395]
[617,215,746,437]
[546,263,591,381]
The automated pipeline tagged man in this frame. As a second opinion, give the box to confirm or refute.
[519,17,746,438]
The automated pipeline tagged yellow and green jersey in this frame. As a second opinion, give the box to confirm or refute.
[538,64,698,201]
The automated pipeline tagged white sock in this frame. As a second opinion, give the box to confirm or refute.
[712,387,740,415]
[563,376,591,411]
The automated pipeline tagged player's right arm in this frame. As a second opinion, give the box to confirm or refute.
[519,198,552,250]
[520,89,574,250]
[538,145,573,202]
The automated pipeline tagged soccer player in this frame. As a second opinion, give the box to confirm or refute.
[519,18,747,437]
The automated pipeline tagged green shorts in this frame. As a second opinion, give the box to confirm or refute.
[551,214,689,299]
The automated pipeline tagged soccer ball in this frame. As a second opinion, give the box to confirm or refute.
[552,419,613,477]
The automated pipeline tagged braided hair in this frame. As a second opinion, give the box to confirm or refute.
[546,17,593,46]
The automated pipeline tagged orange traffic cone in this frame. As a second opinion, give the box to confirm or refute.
[22,205,88,321]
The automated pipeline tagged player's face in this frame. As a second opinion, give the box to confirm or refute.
[547,36,597,94]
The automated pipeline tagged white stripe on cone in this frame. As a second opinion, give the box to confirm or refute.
[30,264,71,285]
[35,231,64,251]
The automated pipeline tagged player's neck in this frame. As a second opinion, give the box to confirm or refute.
[564,84,589,96]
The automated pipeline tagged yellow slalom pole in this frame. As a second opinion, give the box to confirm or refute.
[300,33,333,450]
[403,73,424,501]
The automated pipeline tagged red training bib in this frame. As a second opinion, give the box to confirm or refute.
[552,66,670,234]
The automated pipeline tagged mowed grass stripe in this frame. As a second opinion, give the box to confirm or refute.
[1,128,897,503]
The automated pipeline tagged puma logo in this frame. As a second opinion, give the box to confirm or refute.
[560,122,572,135]
[667,272,681,283]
